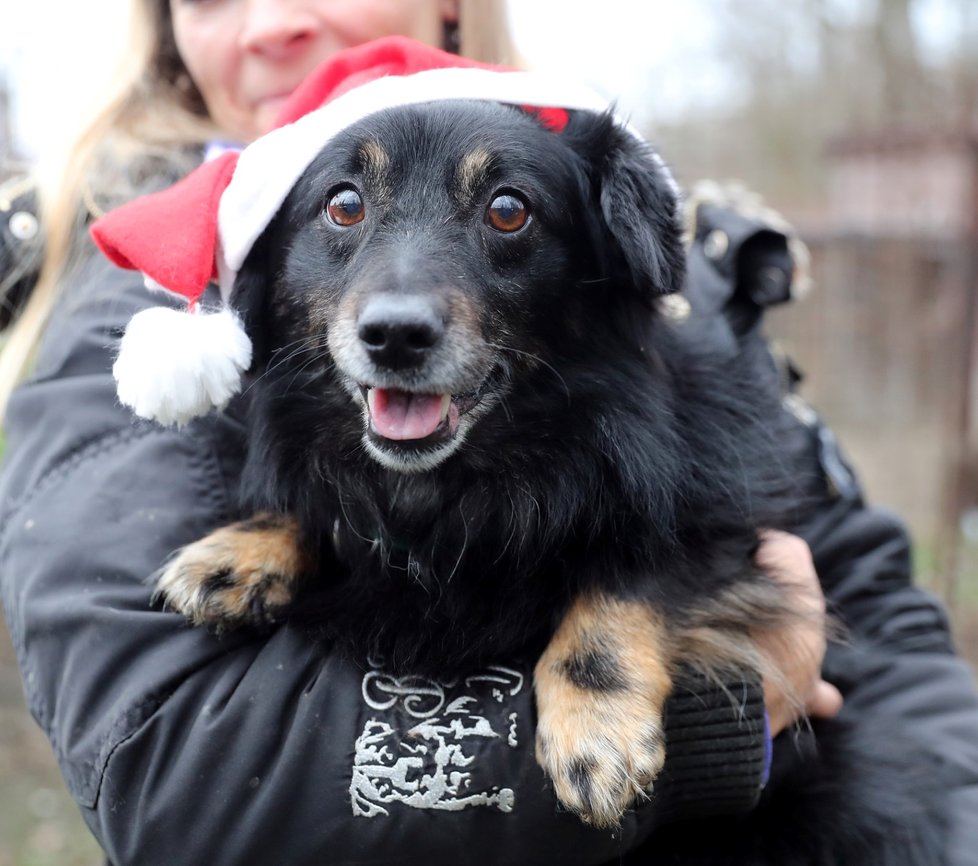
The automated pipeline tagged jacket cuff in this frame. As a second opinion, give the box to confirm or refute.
[654,674,768,823]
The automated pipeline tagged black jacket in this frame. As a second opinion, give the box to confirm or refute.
[1,214,976,865]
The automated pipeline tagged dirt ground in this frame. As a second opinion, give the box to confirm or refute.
[0,621,101,866]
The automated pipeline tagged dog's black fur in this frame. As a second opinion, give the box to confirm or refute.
[235,102,795,667]
[183,101,946,862]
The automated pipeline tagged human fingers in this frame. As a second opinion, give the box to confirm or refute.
[754,529,821,600]
[806,679,844,720]
[753,530,832,736]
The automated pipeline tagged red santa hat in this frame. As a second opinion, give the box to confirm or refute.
[92,36,673,426]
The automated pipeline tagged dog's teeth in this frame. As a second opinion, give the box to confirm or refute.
[366,387,377,415]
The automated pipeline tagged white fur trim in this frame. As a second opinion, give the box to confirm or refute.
[113,306,253,426]
[216,68,674,299]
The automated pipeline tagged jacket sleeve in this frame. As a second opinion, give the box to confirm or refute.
[0,247,768,866]
[787,404,978,866]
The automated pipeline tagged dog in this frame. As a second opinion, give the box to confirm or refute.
[142,99,947,861]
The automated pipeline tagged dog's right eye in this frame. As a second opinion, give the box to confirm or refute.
[325,187,365,227]
[486,192,529,233]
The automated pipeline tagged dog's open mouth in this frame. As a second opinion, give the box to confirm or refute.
[361,385,487,448]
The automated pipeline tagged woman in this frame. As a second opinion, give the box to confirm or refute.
[0,2,974,864]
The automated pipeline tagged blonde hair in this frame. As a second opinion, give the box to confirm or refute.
[458,0,515,66]
[0,0,513,420]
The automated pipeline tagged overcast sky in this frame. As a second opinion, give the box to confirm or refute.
[0,0,965,160]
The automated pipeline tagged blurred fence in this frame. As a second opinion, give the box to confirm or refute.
[767,229,978,667]
[768,232,973,547]
[769,127,978,606]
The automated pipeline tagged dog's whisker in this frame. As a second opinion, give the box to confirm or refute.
[445,501,470,585]
[489,341,572,406]
[245,335,331,393]
[264,334,327,371]
[491,491,522,568]
[335,495,379,548]
[282,354,331,395]
[495,392,515,424]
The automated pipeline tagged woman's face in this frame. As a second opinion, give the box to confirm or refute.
[169,0,457,142]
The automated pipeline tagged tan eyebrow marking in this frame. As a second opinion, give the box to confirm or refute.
[454,147,494,208]
[357,139,393,204]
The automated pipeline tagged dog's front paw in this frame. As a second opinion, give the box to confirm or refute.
[156,514,308,629]
[534,594,673,828]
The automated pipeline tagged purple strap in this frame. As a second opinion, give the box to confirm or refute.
[761,709,773,787]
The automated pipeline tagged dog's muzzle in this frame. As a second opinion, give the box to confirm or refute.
[332,290,498,471]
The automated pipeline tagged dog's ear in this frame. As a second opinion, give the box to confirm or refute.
[596,123,686,299]
[228,220,291,370]
[228,264,269,369]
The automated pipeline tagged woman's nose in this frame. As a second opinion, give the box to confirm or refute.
[239,0,318,57]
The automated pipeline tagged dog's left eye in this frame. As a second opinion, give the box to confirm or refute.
[486,193,529,233]
[325,187,365,227]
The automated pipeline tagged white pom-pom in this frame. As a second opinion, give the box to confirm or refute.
[113,306,253,426]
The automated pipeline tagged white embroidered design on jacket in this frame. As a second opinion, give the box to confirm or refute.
[350,663,523,817]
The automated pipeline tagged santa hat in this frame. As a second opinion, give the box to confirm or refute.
[92,36,674,426]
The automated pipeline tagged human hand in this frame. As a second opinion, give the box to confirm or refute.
[753,530,843,737]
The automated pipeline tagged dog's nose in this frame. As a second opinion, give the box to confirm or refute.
[357,294,445,369]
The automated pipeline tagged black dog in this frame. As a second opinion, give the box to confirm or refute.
[156,100,946,861]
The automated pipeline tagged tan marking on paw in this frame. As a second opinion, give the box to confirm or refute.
[534,594,673,828]
[156,513,308,629]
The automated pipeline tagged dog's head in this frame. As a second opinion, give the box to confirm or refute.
[235,100,684,473]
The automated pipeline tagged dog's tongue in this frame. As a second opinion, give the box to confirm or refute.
[368,388,449,441]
